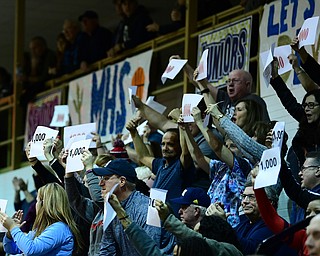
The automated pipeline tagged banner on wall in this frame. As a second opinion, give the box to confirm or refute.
[198,16,252,86]
[24,89,62,145]
[259,0,320,97]
[68,50,153,139]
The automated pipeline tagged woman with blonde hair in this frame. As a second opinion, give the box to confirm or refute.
[0,182,82,255]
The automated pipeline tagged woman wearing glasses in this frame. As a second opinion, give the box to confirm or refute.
[269,55,320,181]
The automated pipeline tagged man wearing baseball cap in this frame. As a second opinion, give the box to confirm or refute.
[92,159,175,255]
[171,187,210,229]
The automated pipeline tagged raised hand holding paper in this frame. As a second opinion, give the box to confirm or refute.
[64,122,96,149]
[196,49,208,81]
[66,139,92,173]
[262,42,275,87]
[29,126,59,158]
[182,94,203,123]
[146,96,167,114]
[161,59,188,84]
[272,122,285,148]
[298,16,319,49]
[254,147,281,189]
[50,105,69,127]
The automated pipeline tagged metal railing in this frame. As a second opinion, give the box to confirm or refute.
[1,4,265,172]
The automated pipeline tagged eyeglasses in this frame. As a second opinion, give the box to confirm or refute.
[226,79,245,85]
[302,102,320,109]
[300,165,319,172]
[241,193,256,201]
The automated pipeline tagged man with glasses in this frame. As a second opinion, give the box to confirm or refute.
[173,56,270,121]
[93,159,175,255]
[234,179,279,254]
[291,152,320,223]
[170,187,211,229]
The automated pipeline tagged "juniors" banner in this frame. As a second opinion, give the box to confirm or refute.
[68,50,153,139]
[198,16,252,86]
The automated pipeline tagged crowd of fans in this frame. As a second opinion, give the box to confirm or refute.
[0,0,271,103]
[1,1,320,256]
[0,32,320,255]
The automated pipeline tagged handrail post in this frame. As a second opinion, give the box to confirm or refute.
[12,0,25,169]
[184,0,198,93]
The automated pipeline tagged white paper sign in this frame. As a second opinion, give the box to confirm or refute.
[272,121,285,148]
[254,147,281,189]
[64,122,96,149]
[49,105,70,127]
[129,86,138,114]
[146,188,167,227]
[161,59,188,84]
[66,139,92,173]
[123,120,148,145]
[146,96,167,114]
[182,94,203,123]
[196,49,208,81]
[0,199,8,232]
[262,43,275,88]
[103,184,119,231]
[298,16,319,49]
[29,126,59,158]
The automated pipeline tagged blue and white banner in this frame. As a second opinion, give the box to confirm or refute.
[68,50,153,139]
[259,0,320,97]
[198,16,252,86]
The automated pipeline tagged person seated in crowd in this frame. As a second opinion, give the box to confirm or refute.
[126,117,195,213]
[170,187,210,229]
[92,159,175,255]
[252,165,320,255]
[78,10,113,70]
[176,55,270,121]
[1,183,83,255]
[306,214,320,256]
[108,194,243,255]
[146,3,185,35]
[20,36,57,106]
[234,179,279,254]
[48,32,68,77]
[61,19,83,74]
[269,57,320,208]
[64,148,114,256]
[0,67,12,97]
[279,152,320,221]
[107,0,155,57]
[12,177,37,221]
[180,106,252,228]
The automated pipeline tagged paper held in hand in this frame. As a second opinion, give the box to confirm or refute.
[146,188,167,227]
[161,59,188,84]
[298,16,319,49]
[254,147,281,189]
[181,94,203,123]
[29,126,59,158]
[49,105,70,127]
